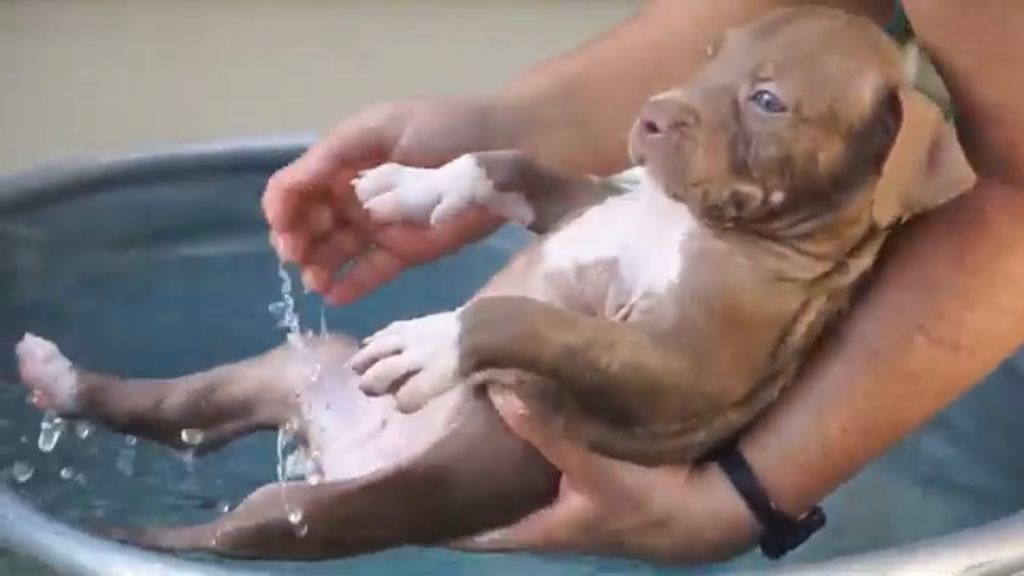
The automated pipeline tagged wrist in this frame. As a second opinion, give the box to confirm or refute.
[694,462,762,550]
[652,463,760,564]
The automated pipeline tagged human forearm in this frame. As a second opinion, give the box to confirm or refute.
[494,0,893,176]
[738,178,1024,519]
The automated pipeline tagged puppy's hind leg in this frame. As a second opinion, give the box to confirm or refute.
[14,333,359,453]
[103,481,320,559]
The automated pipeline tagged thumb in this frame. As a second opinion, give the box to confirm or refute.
[489,387,620,495]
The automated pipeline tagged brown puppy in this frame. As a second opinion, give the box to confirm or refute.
[14,6,975,561]
[348,6,975,464]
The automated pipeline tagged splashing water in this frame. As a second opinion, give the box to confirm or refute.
[180,428,204,446]
[268,263,324,537]
[59,466,75,480]
[10,461,34,484]
[74,422,94,441]
[116,448,135,477]
[37,411,66,453]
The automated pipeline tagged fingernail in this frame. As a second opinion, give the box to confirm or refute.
[301,268,329,293]
[277,236,297,261]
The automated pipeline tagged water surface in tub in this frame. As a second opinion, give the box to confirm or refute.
[2,165,1024,576]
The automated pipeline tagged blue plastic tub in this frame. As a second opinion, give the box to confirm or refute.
[2,140,1023,575]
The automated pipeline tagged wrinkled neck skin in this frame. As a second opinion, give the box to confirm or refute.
[707,187,887,288]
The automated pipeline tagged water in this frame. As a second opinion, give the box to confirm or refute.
[10,461,34,484]
[180,428,205,447]
[115,449,135,477]
[74,423,94,441]
[268,263,322,538]
[3,153,1024,575]
[36,412,65,453]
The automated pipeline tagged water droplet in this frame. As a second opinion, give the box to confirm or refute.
[267,301,287,322]
[288,510,304,525]
[218,501,232,514]
[11,461,34,483]
[294,522,309,538]
[180,428,204,446]
[116,449,135,477]
[37,411,65,453]
[309,363,323,382]
[179,449,196,471]
[75,422,94,441]
[125,435,138,446]
[59,466,74,480]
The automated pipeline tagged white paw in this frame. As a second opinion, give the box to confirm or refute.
[348,311,462,412]
[352,155,534,226]
[15,333,81,414]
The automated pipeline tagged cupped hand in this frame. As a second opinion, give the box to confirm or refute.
[452,387,759,565]
[263,97,518,305]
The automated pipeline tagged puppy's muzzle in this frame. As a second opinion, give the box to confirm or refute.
[638,93,701,138]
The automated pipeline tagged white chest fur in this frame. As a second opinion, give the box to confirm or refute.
[541,167,697,304]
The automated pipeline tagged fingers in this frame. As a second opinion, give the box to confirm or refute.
[263,106,402,234]
[306,230,362,272]
[273,230,312,263]
[324,247,406,306]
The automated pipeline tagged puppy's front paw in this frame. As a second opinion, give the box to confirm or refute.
[353,155,529,227]
[15,333,82,415]
[348,311,461,412]
[353,163,434,223]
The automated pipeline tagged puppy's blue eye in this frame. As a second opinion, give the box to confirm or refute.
[750,89,788,114]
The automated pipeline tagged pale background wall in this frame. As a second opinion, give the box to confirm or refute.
[0,0,636,173]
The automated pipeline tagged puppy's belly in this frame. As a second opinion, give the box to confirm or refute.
[298,361,467,482]
[299,183,696,480]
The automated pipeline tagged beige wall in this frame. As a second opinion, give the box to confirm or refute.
[0,0,634,173]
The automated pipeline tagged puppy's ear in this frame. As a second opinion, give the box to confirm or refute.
[871,87,976,228]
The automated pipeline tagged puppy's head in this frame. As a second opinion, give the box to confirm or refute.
[630,7,976,236]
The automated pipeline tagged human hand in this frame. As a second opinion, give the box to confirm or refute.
[263,97,522,305]
[452,387,759,565]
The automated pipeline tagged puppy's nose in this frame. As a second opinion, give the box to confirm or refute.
[639,96,700,136]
